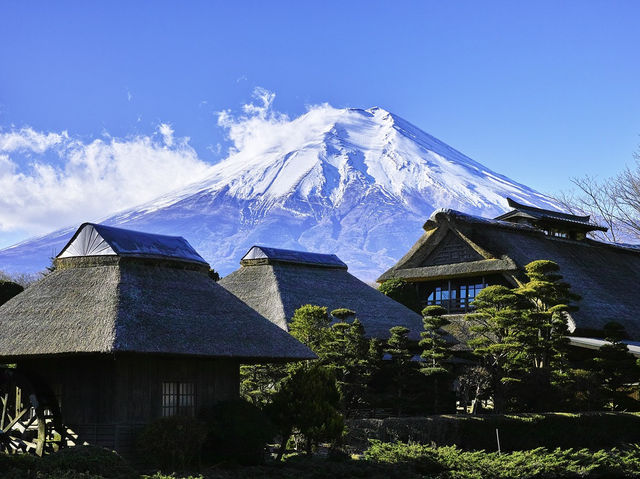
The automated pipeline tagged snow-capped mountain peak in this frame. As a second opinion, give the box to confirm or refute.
[0,105,556,280]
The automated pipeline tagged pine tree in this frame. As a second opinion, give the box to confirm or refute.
[239,363,288,406]
[323,315,370,416]
[289,304,333,357]
[465,285,523,413]
[330,308,356,321]
[365,337,385,415]
[514,260,578,410]
[420,305,451,376]
[419,305,453,413]
[591,322,640,410]
[384,326,414,416]
[267,364,343,460]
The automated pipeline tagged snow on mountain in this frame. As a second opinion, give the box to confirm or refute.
[0,106,557,281]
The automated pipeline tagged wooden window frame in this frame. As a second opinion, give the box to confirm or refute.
[161,381,196,417]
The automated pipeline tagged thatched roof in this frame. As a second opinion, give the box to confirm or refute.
[241,245,347,268]
[379,208,640,339]
[58,222,207,265]
[0,226,314,361]
[219,245,424,340]
[495,198,607,233]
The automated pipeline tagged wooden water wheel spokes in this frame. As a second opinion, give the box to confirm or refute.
[0,367,66,455]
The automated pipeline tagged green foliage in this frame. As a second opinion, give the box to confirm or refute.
[240,363,288,406]
[419,306,451,377]
[465,261,582,412]
[383,326,419,416]
[590,322,640,410]
[0,446,136,479]
[143,455,425,479]
[0,279,24,306]
[364,440,445,474]
[324,318,370,415]
[364,440,640,479]
[378,279,420,312]
[348,412,640,452]
[457,366,492,414]
[43,446,136,479]
[516,260,577,362]
[420,305,454,414]
[136,416,207,469]
[267,364,344,459]
[466,285,524,412]
[329,308,356,320]
[199,399,275,465]
[288,304,332,353]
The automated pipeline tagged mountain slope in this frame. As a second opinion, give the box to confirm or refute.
[0,107,556,280]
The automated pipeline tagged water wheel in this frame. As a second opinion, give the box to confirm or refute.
[0,367,66,455]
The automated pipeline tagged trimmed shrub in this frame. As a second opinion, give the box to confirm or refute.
[43,446,136,479]
[364,440,444,475]
[200,399,275,465]
[136,416,207,469]
[364,441,640,479]
[0,446,135,479]
[347,412,640,452]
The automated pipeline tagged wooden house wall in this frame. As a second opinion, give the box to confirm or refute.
[19,354,239,456]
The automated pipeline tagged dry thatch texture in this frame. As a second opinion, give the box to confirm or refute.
[0,256,315,361]
[380,208,640,340]
[379,258,518,282]
[219,261,424,340]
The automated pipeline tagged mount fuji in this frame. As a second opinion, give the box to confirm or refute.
[0,106,556,281]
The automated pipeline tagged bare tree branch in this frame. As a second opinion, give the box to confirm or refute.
[554,146,640,245]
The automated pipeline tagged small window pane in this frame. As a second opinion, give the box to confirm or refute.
[162,381,195,417]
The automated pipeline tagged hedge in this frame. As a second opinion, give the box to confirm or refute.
[347,412,640,452]
[365,441,640,479]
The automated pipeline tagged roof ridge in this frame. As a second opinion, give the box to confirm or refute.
[57,222,208,265]
[241,245,347,269]
[427,209,640,255]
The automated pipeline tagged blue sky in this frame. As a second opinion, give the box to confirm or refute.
[0,1,639,247]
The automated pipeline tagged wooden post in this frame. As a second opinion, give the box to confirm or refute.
[36,414,46,456]
[495,428,501,454]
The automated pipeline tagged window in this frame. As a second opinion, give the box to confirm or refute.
[544,229,569,239]
[427,280,486,313]
[161,382,195,417]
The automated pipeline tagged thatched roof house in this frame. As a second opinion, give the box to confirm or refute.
[378,199,640,340]
[219,245,424,340]
[0,223,314,360]
[0,223,313,455]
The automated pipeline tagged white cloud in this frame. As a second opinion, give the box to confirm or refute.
[158,123,174,147]
[217,87,339,159]
[0,125,212,236]
[217,87,291,154]
[0,127,69,153]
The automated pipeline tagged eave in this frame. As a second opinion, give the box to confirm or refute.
[378,257,518,282]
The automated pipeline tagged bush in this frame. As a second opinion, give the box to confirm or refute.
[44,446,136,479]
[200,399,275,466]
[0,446,135,479]
[136,416,207,469]
[347,412,640,452]
[364,440,444,475]
[364,441,640,479]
